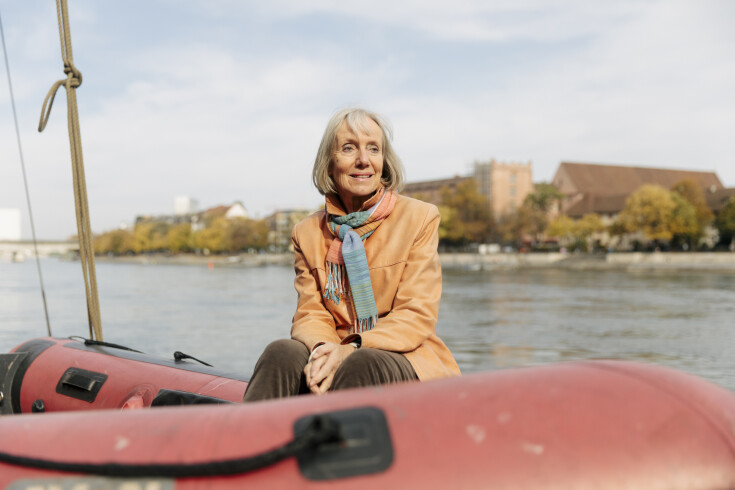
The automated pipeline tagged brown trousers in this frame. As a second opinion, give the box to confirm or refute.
[243,339,418,402]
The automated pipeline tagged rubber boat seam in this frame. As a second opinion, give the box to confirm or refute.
[578,361,735,460]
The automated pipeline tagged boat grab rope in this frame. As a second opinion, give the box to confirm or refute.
[37,0,103,341]
[174,350,214,367]
[68,336,144,354]
[0,413,342,478]
[0,8,53,337]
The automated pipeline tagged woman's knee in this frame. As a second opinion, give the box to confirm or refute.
[332,349,417,390]
[339,348,379,371]
[261,338,308,358]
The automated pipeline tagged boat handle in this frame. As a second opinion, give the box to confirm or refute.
[60,371,99,392]
[55,367,108,402]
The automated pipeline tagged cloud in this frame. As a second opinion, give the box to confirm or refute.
[1,1,733,239]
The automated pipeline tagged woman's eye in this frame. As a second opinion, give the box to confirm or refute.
[342,145,356,153]
[368,146,380,153]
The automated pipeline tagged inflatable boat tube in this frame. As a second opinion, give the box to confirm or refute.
[1,352,735,488]
[0,337,248,414]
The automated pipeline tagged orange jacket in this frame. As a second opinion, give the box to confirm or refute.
[290,194,460,381]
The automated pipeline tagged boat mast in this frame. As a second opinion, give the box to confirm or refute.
[38,0,103,341]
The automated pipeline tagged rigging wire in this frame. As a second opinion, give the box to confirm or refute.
[0,7,52,337]
[38,0,103,341]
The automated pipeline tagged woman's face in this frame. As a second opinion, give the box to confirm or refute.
[329,119,385,212]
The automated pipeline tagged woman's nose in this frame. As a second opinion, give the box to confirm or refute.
[357,148,370,164]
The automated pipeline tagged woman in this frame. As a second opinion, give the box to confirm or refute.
[243,108,460,401]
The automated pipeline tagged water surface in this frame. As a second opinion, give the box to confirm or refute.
[2,259,733,390]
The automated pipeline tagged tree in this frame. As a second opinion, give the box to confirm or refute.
[439,178,493,245]
[546,215,576,247]
[167,223,193,253]
[193,217,231,254]
[94,229,134,255]
[671,179,713,244]
[230,218,269,251]
[668,193,699,248]
[523,183,564,213]
[437,205,465,244]
[617,185,677,242]
[715,197,735,247]
[575,213,605,251]
[499,183,564,248]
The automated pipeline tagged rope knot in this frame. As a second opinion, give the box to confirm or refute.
[63,61,82,88]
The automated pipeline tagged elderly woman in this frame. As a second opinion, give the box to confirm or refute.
[243,108,460,401]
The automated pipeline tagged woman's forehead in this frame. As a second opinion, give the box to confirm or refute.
[338,117,383,140]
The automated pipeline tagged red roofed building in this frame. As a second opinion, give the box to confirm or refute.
[552,162,724,219]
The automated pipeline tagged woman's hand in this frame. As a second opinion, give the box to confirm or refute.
[303,342,356,395]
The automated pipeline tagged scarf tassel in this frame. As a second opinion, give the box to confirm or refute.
[354,315,378,334]
[324,262,348,305]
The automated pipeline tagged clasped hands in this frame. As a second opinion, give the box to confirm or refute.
[304,342,357,395]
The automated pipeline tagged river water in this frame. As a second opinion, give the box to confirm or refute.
[1,259,734,390]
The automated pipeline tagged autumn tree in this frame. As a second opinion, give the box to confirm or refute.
[546,213,604,251]
[230,218,269,251]
[715,197,735,248]
[193,217,231,254]
[617,185,677,242]
[497,183,563,247]
[131,221,171,253]
[671,179,713,244]
[167,223,193,253]
[575,213,605,251]
[523,183,564,214]
[546,215,576,247]
[438,178,493,246]
[94,229,134,255]
[668,193,699,248]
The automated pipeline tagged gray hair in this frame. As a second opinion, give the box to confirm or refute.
[312,108,405,195]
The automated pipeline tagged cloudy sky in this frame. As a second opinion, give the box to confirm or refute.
[1,1,733,240]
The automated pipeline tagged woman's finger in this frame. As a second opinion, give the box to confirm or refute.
[315,371,335,395]
[308,356,327,385]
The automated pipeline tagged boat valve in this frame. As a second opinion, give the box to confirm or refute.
[32,399,46,413]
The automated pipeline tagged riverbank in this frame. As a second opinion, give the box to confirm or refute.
[90,251,735,271]
[440,251,735,271]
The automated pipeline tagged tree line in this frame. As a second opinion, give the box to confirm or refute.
[420,178,735,251]
[94,178,735,255]
[94,217,270,255]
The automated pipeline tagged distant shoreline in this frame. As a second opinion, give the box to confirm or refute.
[91,251,735,271]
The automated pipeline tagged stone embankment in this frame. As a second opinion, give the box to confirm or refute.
[439,252,735,271]
[93,251,735,271]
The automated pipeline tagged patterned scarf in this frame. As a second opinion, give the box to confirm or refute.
[324,187,397,333]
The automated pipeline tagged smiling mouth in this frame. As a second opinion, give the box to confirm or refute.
[350,174,373,179]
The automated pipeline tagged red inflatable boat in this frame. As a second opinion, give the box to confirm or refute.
[1,336,735,488]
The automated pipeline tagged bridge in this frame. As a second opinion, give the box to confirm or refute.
[0,240,79,261]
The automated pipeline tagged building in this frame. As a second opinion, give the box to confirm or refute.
[402,159,533,220]
[552,162,724,219]
[473,159,533,218]
[403,175,471,204]
[705,188,735,214]
[201,202,248,221]
[0,208,22,241]
[265,209,312,252]
[174,196,199,216]
[135,202,248,231]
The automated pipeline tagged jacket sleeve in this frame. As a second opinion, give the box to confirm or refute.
[345,204,442,353]
[290,229,342,351]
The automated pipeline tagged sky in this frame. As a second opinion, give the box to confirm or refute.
[0,0,733,240]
